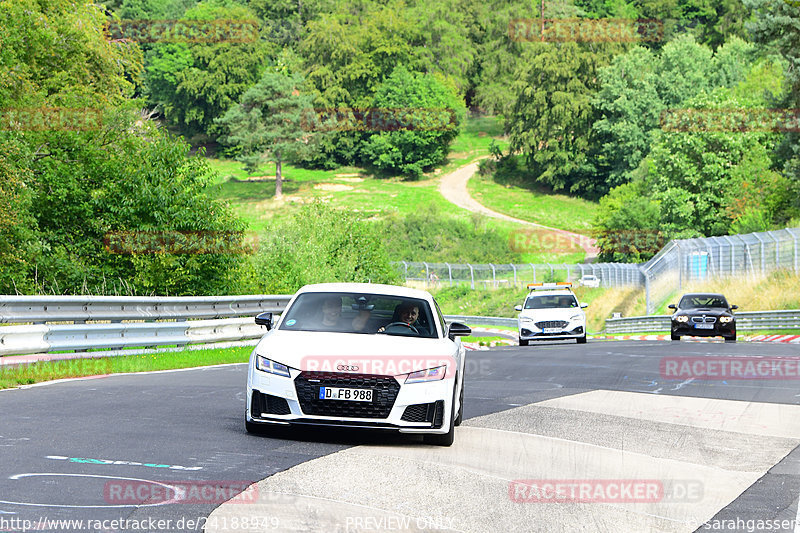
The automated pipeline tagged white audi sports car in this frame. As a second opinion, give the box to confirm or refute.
[245,283,471,446]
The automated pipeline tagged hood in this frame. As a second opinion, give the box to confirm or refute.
[254,330,457,375]
[677,308,732,317]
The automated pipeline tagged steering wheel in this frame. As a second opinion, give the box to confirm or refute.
[380,321,419,334]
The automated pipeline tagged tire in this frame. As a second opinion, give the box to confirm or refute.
[454,377,464,427]
[519,338,529,346]
[671,331,680,341]
[725,334,736,343]
[424,379,457,446]
[576,335,587,344]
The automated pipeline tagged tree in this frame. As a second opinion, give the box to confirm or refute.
[592,46,664,188]
[745,0,800,198]
[143,2,267,140]
[506,42,614,197]
[216,71,315,198]
[360,67,465,179]
[646,90,782,236]
[593,180,663,262]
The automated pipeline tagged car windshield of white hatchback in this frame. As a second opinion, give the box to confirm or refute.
[279,292,437,338]
[524,294,578,309]
[680,295,729,308]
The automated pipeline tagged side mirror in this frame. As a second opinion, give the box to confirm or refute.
[255,312,273,330]
[731,305,738,310]
[667,304,676,310]
[447,322,471,340]
[514,305,523,312]
[580,302,588,308]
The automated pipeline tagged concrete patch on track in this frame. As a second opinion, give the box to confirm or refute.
[206,390,800,532]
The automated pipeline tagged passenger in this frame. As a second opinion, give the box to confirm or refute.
[320,295,370,332]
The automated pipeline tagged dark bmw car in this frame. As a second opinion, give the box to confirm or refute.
[669,293,738,342]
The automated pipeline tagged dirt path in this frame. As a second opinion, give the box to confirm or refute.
[438,160,599,262]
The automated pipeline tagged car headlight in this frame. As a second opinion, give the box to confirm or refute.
[570,314,582,321]
[675,315,689,323]
[719,316,734,323]
[519,317,533,323]
[405,365,446,384]
[255,355,291,377]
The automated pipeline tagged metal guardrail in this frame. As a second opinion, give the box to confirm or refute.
[0,295,291,324]
[605,310,800,333]
[1,293,798,356]
[444,315,517,328]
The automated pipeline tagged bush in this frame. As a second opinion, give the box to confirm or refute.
[250,203,400,293]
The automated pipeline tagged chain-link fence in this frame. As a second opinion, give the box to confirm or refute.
[393,261,644,289]
[396,227,800,316]
[641,227,800,314]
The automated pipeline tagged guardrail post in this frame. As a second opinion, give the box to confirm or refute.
[489,263,496,288]
[468,263,475,290]
[547,263,552,281]
[794,230,798,274]
[530,263,536,283]
[511,264,517,287]
[445,263,452,286]
[423,262,429,285]
[401,261,408,283]
[753,233,765,274]
[566,265,571,281]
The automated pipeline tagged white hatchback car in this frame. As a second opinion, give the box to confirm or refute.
[515,283,588,346]
[246,283,471,446]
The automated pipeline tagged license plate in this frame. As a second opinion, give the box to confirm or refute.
[318,387,373,402]
[694,323,714,329]
[543,328,562,334]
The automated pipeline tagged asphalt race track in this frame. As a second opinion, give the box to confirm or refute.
[2,340,800,533]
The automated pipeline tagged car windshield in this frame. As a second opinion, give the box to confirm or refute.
[524,294,579,309]
[279,292,437,338]
[679,295,729,309]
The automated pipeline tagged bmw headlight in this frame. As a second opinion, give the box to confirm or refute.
[256,355,291,377]
[719,316,734,323]
[675,315,689,323]
[405,365,447,384]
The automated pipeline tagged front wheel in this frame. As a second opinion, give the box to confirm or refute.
[576,335,587,344]
[671,332,680,341]
[519,338,529,346]
[725,334,736,343]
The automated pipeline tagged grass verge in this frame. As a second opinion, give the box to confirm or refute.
[0,346,252,390]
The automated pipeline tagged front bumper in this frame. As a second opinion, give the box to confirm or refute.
[247,368,455,435]
[671,321,735,337]
[519,324,585,341]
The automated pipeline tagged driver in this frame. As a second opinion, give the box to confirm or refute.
[378,302,423,333]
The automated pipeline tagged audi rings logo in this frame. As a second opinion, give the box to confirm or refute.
[337,365,359,372]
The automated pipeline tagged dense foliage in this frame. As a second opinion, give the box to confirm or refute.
[4,0,800,293]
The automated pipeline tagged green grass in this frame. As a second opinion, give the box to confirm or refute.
[468,171,599,232]
[0,346,251,390]
[205,115,592,263]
